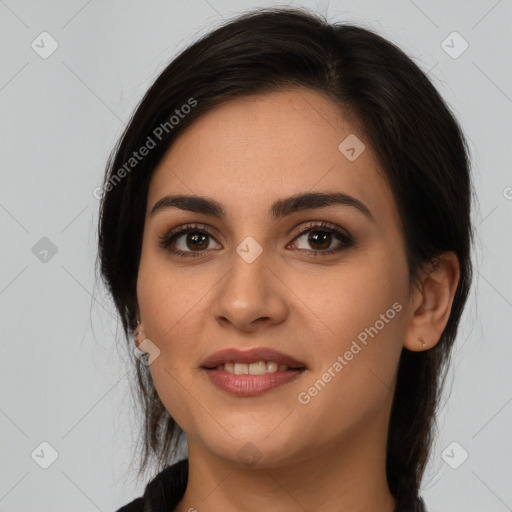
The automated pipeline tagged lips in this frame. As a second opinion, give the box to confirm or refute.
[200,347,307,370]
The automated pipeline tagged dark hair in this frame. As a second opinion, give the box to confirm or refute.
[97,6,474,507]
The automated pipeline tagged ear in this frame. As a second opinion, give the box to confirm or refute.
[133,305,145,347]
[403,251,460,352]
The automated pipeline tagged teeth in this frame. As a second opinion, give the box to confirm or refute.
[234,363,249,375]
[215,360,290,374]
[249,361,266,375]
[266,361,278,372]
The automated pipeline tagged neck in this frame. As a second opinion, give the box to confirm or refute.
[175,417,396,512]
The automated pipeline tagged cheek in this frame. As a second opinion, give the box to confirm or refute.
[293,304,404,446]
[137,243,205,344]
[296,243,407,349]
[136,255,208,428]
[295,247,407,411]
[136,242,220,370]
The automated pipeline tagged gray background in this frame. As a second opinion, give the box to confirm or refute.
[1,0,511,511]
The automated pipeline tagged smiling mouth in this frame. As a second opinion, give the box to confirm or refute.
[200,346,307,396]
[204,360,305,374]
[202,363,306,396]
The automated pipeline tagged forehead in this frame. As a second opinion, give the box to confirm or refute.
[147,88,395,224]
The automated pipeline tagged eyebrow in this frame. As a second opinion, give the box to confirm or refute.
[150,191,374,221]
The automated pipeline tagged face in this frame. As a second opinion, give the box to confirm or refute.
[136,88,413,468]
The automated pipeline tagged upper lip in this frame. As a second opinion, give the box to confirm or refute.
[200,347,307,369]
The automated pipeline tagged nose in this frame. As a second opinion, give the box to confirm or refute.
[211,244,288,333]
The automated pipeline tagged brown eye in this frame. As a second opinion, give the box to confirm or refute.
[290,222,354,256]
[158,224,221,258]
[180,231,210,251]
[159,221,354,259]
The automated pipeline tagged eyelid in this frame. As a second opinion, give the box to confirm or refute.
[158,222,221,248]
[158,220,354,257]
[160,222,220,240]
[289,220,350,239]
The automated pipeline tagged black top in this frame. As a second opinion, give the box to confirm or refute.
[115,458,427,512]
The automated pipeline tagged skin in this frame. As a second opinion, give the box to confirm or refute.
[135,87,460,512]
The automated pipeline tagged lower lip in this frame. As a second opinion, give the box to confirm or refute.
[203,368,305,396]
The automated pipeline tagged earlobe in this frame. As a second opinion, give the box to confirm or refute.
[134,304,143,346]
[403,251,460,352]
[134,319,146,348]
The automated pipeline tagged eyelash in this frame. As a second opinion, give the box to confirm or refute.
[158,221,354,259]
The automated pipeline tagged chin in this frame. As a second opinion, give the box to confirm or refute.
[195,423,308,469]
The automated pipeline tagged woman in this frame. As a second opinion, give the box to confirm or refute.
[98,7,474,512]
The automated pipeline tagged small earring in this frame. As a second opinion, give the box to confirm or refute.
[418,336,426,348]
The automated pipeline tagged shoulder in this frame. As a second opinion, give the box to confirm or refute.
[114,459,188,512]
